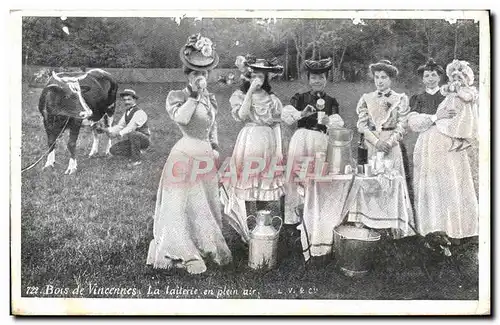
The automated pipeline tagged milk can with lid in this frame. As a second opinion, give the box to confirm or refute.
[247,210,283,270]
[326,127,356,174]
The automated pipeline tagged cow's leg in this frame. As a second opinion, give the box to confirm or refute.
[43,116,65,169]
[82,119,100,158]
[89,127,100,157]
[44,150,56,169]
[104,114,114,156]
[44,131,57,168]
[64,121,81,175]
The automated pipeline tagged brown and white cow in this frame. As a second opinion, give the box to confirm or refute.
[38,68,118,174]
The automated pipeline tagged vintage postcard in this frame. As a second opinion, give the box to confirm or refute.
[9,8,491,315]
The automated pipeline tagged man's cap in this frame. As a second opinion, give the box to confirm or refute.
[119,89,138,99]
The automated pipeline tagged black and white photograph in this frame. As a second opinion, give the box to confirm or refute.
[9,8,491,315]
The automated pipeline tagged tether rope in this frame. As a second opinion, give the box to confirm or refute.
[21,116,71,173]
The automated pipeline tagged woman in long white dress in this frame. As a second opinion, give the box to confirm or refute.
[221,57,285,234]
[146,34,232,274]
[408,59,478,241]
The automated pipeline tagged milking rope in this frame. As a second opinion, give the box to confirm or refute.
[21,116,71,174]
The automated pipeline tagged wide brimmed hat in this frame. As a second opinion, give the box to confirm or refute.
[369,59,399,78]
[119,88,138,99]
[246,57,284,74]
[304,58,333,74]
[417,58,445,76]
[180,34,219,71]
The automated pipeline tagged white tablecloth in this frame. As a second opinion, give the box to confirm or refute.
[343,175,415,236]
[299,173,415,260]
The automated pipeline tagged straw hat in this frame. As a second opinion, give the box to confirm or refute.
[369,59,399,78]
[246,57,284,74]
[119,88,138,99]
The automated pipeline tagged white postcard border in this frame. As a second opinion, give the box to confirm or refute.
[9,9,491,316]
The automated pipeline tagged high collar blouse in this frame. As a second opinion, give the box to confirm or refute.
[356,89,410,147]
[229,89,283,126]
[165,86,219,145]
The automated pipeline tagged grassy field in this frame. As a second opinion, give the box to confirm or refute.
[20,80,479,300]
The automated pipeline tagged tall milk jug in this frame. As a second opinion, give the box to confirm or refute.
[247,210,283,270]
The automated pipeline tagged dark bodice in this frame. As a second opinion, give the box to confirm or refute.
[409,91,446,115]
[291,91,339,133]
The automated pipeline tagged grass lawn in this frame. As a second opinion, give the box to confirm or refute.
[19,80,479,300]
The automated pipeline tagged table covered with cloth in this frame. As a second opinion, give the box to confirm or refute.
[298,173,416,261]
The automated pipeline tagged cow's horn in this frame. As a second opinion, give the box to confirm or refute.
[75,73,88,81]
[52,71,63,83]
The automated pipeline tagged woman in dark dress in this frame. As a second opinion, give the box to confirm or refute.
[281,58,344,225]
[409,59,447,117]
[408,58,478,242]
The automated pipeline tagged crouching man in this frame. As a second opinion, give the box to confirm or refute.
[101,89,151,166]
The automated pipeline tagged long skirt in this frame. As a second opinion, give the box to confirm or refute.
[146,136,232,273]
[230,124,285,201]
[284,128,328,224]
[413,126,478,238]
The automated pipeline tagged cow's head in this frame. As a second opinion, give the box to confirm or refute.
[47,71,93,119]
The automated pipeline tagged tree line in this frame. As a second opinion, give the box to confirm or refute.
[22,17,479,83]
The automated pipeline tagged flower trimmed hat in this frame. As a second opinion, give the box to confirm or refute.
[369,59,399,78]
[304,58,333,75]
[417,58,445,77]
[179,34,219,71]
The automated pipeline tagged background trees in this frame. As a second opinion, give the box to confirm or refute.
[22,16,480,82]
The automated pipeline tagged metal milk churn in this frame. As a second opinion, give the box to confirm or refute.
[247,210,283,270]
[326,127,356,174]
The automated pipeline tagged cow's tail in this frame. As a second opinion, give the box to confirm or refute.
[106,78,118,117]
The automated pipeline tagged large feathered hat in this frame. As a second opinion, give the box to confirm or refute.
[417,58,445,76]
[369,59,399,78]
[179,33,219,71]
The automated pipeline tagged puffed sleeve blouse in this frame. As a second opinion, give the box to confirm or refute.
[356,90,410,147]
[166,87,219,146]
[229,89,283,126]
